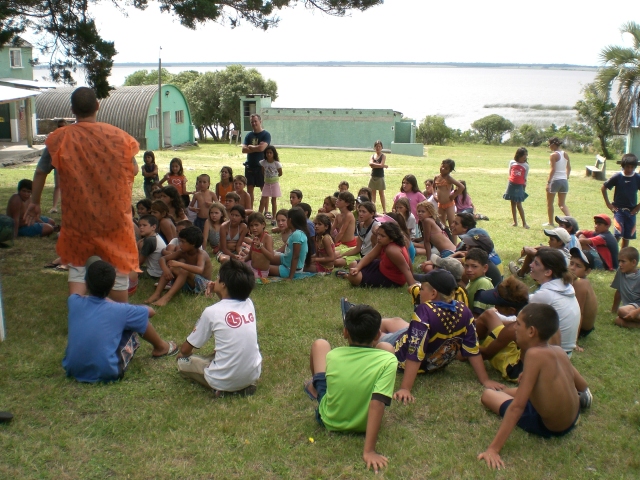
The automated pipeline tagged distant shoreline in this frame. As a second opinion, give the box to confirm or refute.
[34,61,599,71]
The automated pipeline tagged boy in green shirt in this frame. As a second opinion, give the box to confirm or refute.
[465,248,494,316]
[304,304,397,474]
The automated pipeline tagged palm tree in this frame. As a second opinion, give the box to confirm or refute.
[596,21,640,133]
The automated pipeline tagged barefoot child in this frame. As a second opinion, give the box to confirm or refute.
[150,201,177,244]
[233,175,253,214]
[161,219,193,255]
[332,191,357,249]
[158,157,189,208]
[137,215,166,279]
[414,201,456,258]
[218,205,249,262]
[317,195,339,222]
[434,159,465,237]
[202,202,227,255]
[224,191,240,212]
[258,145,282,219]
[141,151,159,199]
[273,209,291,251]
[259,207,310,279]
[145,226,212,306]
[189,174,218,231]
[504,147,530,229]
[245,212,273,278]
[569,248,597,339]
[334,201,379,268]
[308,213,335,273]
[611,246,640,328]
[177,259,261,397]
[368,140,388,213]
[478,303,592,470]
[6,179,56,239]
[215,166,234,200]
[305,304,397,473]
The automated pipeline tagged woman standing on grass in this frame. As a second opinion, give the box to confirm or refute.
[545,137,571,226]
[368,140,388,214]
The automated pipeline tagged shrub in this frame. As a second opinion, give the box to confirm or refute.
[471,114,514,144]
[416,115,454,145]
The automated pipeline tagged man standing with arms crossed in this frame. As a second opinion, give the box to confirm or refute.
[241,114,271,210]
[25,87,140,303]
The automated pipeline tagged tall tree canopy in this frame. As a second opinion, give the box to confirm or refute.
[596,21,640,133]
[574,82,616,159]
[2,0,381,98]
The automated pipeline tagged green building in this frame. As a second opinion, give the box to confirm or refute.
[36,84,195,150]
[0,37,41,145]
[240,95,423,157]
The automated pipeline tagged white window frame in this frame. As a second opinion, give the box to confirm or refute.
[9,49,23,68]
[175,110,184,124]
[149,114,158,129]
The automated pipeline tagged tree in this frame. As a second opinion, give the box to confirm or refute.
[471,114,514,144]
[416,115,453,145]
[123,68,174,86]
[574,82,616,159]
[596,21,640,133]
[2,0,382,98]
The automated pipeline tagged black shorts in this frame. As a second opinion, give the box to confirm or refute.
[245,166,265,188]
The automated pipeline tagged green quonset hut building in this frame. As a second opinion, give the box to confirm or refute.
[240,95,423,157]
[36,84,195,150]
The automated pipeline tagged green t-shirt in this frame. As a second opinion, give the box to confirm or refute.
[319,346,397,432]
[466,276,494,315]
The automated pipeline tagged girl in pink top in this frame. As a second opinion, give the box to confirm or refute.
[393,174,426,218]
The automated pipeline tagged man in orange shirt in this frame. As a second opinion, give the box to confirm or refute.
[25,87,140,303]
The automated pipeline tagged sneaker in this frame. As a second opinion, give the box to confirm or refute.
[164,281,173,290]
[341,298,355,326]
[508,261,520,277]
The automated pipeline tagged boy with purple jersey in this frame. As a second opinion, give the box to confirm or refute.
[376,270,504,404]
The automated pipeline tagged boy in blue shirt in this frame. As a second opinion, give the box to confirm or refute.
[602,153,640,248]
[304,304,397,474]
[63,257,178,383]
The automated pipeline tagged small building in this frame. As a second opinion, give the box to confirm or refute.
[627,104,640,159]
[240,95,423,157]
[36,84,195,150]
[0,37,41,144]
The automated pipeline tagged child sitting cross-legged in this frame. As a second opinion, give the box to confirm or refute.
[478,303,592,470]
[137,215,166,279]
[63,257,178,383]
[611,246,640,328]
[304,304,397,474]
[376,270,504,405]
[177,259,262,398]
[569,248,598,340]
[144,226,212,306]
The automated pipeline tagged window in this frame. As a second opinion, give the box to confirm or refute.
[149,114,158,129]
[175,110,184,124]
[10,49,22,68]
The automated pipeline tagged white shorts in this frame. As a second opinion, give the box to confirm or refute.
[68,264,130,291]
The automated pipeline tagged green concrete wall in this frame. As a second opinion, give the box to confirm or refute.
[628,127,640,159]
[145,84,195,151]
[0,46,33,80]
[391,142,424,157]
[260,108,398,149]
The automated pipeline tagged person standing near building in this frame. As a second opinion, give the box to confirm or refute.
[241,114,271,211]
[25,87,140,303]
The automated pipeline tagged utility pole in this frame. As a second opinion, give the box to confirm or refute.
[158,46,163,151]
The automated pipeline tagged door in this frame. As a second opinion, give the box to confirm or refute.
[163,111,171,147]
[0,104,11,140]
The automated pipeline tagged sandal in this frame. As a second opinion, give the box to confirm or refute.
[152,341,179,359]
[335,270,348,279]
[265,212,273,220]
[43,262,59,269]
[55,265,69,272]
[303,379,317,400]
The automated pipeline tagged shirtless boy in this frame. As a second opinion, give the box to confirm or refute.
[189,174,218,231]
[478,303,592,470]
[233,175,253,214]
[332,191,356,248]
[568,247,597,340]
[145,226,212,306]
[7,179,56,239]
[433,159,465,238]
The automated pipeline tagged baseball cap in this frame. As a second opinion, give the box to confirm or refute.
[430,254,464,281]
[460,233,494,253]
[555,216,579,232]
[594,214,611,227]
[420,269,458,296]
[569,247,595,270]
[356,195,370,205]
[544,227,571,245]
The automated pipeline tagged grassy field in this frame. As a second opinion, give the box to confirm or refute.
[1,142,639,479]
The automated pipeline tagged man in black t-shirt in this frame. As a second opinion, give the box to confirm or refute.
[241,114,271,210]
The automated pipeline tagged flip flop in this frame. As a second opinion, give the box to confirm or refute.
[303,379,317,400]
[55,265,69,272]
[153,341,179,359]
[335,270,348,279]
[43,262,59,269]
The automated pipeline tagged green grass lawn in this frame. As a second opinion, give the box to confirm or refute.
[1,143,639,479]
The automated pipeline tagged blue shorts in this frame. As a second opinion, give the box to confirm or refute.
[499,399,579,438]
[549,179,569,194]
[613,208,636,240]
[379,326,408,347]
[312,372,328,426]
[18,216,51,237]
[182,274,210,294]
[194,216,206,232]
[440,249,454,258]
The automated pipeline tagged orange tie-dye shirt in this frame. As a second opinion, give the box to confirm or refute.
[46,122,140,273]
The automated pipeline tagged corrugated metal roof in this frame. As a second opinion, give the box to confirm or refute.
[36,85,161,139]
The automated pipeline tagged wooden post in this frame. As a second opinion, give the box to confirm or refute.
[24,97,33,148]
[158,49,163,151]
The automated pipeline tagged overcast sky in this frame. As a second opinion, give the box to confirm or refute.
[29,1,640,66]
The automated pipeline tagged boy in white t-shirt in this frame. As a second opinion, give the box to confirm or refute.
[137,215,166,278]
[177,258,262,397]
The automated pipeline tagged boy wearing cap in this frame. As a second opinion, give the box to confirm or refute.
[509,227,571,278]
[475,276,530,382]
[577,214,619,270]
[555,216,580,249]
[414,254,469,306]
[611,247,640,328]
[63,257,178,383]
[602,153,640,249]
[569,248,598,339]
[377,269,504,403]
[454,233,503,286]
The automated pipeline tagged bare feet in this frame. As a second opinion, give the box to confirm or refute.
[574,345,584,353]
[511,222,518,227]
[615,317,640,328]
[152,296,170,307]
[523,224,530,229]
[144,294,161,304]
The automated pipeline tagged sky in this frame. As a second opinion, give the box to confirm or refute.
[25,1,640,66]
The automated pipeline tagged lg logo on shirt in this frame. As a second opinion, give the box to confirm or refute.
[225,311,255,328]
